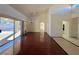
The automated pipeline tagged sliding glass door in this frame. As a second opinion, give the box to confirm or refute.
[0,17,14,54]
[0,17,22,55]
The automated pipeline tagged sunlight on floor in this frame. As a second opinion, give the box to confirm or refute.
[53,37,79,55]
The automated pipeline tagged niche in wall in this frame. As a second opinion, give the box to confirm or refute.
[0,30,2,33]
[63,24,65,31]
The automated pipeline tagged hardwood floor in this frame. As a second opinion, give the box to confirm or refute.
[17,32,67,55]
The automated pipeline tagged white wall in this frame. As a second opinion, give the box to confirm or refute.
[32,11,49,33]
[50,14,71,38]
[69,18,78,38]
[23,21,31,33]
[26,21,34,32]
[51,14,63,37]
[49,5,71,38]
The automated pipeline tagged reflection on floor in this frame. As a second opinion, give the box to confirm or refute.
[0,36,21,55]
[18,32,67,55]
[53,37,79,55]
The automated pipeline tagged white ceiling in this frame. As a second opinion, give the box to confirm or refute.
[9,4,53,18]
[9,4,79,19]
[9,4,72,18]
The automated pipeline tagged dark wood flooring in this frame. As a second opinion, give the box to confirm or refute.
[17,32,67,55]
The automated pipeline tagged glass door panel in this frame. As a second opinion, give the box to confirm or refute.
[13,20,22,54]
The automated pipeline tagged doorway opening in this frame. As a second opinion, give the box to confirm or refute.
[40,22,45,42]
